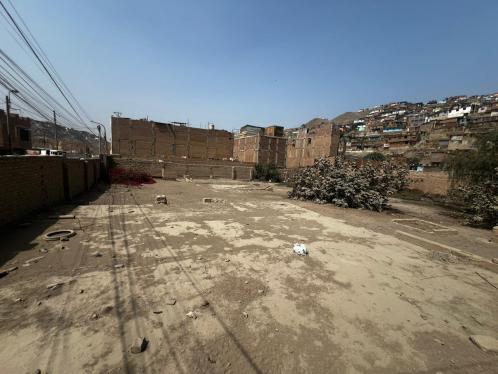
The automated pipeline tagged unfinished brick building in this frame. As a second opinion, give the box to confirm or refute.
[111,117,233,160]
[233,125,287,167]
[286,119,341,168]
[0,110,31,154]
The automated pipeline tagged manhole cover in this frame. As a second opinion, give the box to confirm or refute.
[44,229,76,241]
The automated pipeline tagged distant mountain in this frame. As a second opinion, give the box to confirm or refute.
[30,120,104,156]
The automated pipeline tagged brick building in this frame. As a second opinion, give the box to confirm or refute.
[233,125,286,167]
[111,117,233,160]
[286,119,341,168]
[0,110,32,154]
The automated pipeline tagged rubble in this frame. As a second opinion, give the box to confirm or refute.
[156,195,168,204]
[130,337,148,354]
[24,256,45,265]
[46,282,64,290]
[186,311,197,319]
[202,197,225,204]
[0,266,18,278]
[48,214,75,219]
[469,335,498,353]
[101,305,113,314]
[242,312,249,318]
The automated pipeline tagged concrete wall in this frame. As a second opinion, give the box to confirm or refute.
[111,156,253,181]
[233,134,287,167]
[0,156,101,226]
[407,171,449,196]
[111,117,233,160]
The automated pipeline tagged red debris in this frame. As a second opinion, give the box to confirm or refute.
[109,168,156,186]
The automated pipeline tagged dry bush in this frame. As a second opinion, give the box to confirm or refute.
[288,158,408,211]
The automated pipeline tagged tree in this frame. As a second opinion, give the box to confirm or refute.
[447,130,498,228]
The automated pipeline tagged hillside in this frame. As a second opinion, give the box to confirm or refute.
[331,110,369,125]
[30,120,103,156]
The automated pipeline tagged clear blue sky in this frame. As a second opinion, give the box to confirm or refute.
[2,0,498,133]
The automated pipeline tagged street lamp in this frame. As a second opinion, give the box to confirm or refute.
[5,89,19,154]
[90,120,107,155]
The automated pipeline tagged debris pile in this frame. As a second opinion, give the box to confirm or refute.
[288,158,408,211]
[202,197,226,204]
[155,195,168,204]
[109,168,156,186]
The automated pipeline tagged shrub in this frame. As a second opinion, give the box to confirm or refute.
[363,152,386,162]
[288,158,408,211]
[254,163,281,182]
[449,181,498,227]
[446,130,498,228]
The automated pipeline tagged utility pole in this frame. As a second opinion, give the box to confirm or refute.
[103,127,108,154]
[97,124,102,155]
[5,95,11,154]
[53,110,58,150]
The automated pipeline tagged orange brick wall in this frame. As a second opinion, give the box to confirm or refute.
[111,117,233,160]
[233,134,287,167]
[287,124,340,168]
[407,171,449,196]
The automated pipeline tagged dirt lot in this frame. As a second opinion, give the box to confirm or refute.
[0,179,497,374]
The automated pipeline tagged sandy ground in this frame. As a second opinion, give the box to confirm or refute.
[0,179,497,374]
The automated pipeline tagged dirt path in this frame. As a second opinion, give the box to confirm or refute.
[0,180,497,373]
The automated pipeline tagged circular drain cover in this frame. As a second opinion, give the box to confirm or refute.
[44,229,76,241]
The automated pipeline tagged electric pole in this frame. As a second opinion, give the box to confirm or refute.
[97,124,102,155]
[103,127,108,154]
[53,110,57,150]
[5,95,11,154]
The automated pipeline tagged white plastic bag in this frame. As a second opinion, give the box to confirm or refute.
[293,243,308,256]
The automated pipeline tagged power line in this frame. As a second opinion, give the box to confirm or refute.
[0,0,96,135]
[0,49,88,127]
[5,0,93,123]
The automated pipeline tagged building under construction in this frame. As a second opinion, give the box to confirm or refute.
[111,116,233,161]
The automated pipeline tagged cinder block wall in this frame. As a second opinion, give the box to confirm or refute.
[0,156,101,226]
[64,158,86,199]
[0,157,64,226]
[111,156,253,180]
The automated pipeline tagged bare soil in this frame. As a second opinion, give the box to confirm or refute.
[0,179,497,373]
